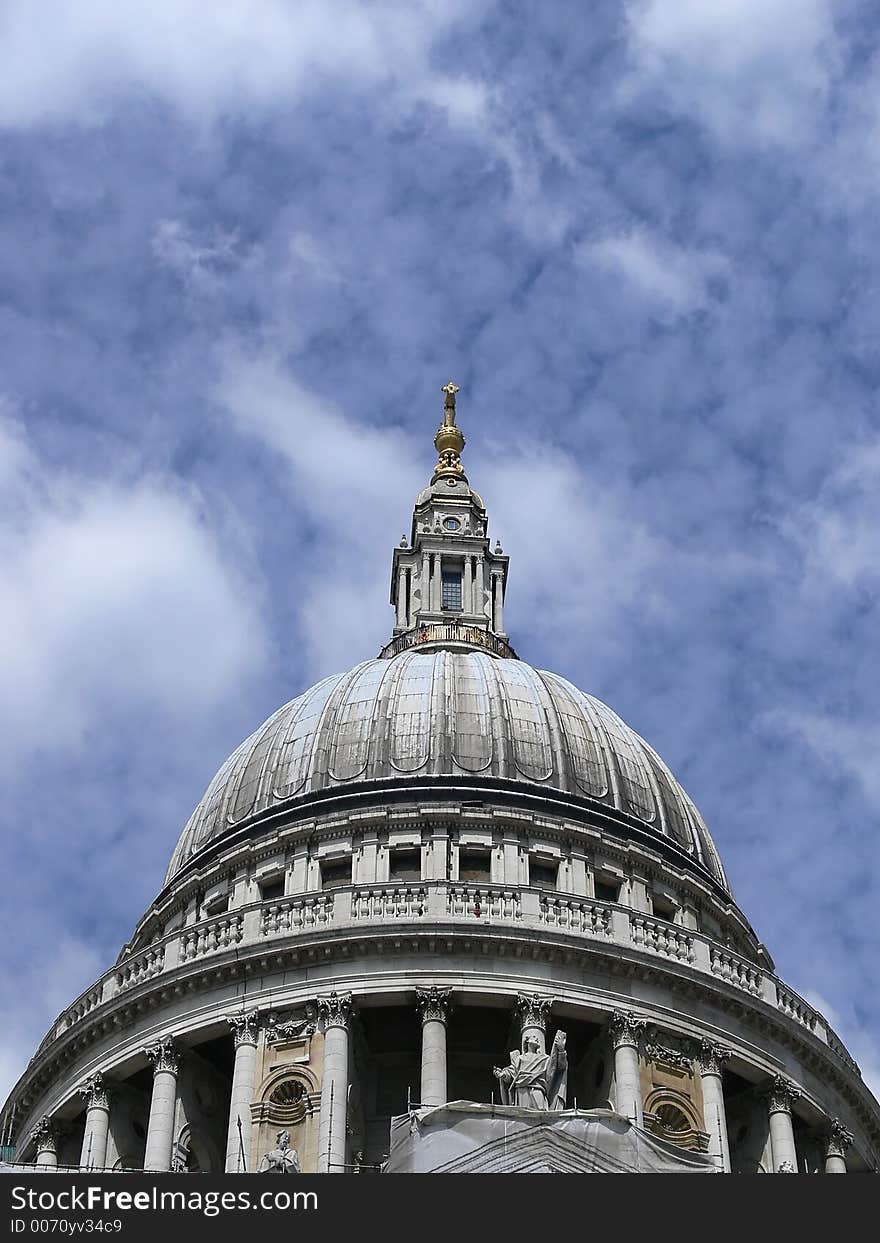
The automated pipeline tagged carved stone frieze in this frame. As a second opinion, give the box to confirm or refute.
[317,991,353,1031]
[764,1074,801,1115]
[265,1003,318,1045]
[608,1010,646,1050]
[416,987,451,1025]
[145,1037,181,1077]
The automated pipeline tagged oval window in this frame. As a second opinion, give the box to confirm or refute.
[443,517,461,531]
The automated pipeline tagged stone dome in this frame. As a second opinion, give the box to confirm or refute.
[166,651,726,887]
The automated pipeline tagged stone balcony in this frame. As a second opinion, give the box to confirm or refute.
[35,881,860,1081]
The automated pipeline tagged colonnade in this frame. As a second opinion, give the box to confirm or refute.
[29,996,854,1173]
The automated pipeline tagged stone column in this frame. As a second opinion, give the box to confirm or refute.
[33,1117,59,1169]
[316,992,353,1174]
[475,554,486,618]
[698,1039,731,1172]
[493,574,504,633]
[463,556,473,615]
[225,1010,261,1172]
[416,987,451,1107]
[764,1075,800,1173]
[515,993,554,1054]
[420,551,429,614]
[430,553,441,612]
[609,1011,645,1127]
[395,564,407,628]
[822,1119,853,1174]
[79,1073,111,1170]
[144,1038,181,1172]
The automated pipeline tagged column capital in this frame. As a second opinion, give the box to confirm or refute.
[79,1072,110,1112]
[317,991,354,1032]
[265,1003,318,1045]
[145,1036,181,1077]
[416,987,451,1025]
[226,1009,262,1048]
[608,1010,646,1050]
[31,1116,58,1155]
[763,1074,801,1115]
[515,993,553,1031]
[697,1038,731,1077]
[822,1118,854,1159]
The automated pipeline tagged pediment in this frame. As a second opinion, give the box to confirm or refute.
[434,1127,634,1174]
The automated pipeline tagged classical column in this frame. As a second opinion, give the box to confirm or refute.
[225,1010,261,1173]
[609,1011,645,1127]
[420,550,429,614]
[33,1117,59,1169]
[764,1075,800,1173]
[316,992,353,1173]
[463,556,473,615]
[144,1038,181,1172]
[475,554,485,618]
[395,564,407,628]
[697,1039,731,1172]
[416,987,451,1107]
[79,1073,111,1169]
[431,553,441,612]
[822,1119,853,1174]
[515,993,554,1053]
[493,574,504,633]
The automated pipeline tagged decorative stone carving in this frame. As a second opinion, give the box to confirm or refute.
[608,1011,646,1050]
[697,1039,731,1077]
[777,1160,796,1173]
[226,1009,261,1048]
[317,991,353,1031]
[416,987,451,1025]
[265,1004,318,1045]
[79,1072,110,1111]
[764,1075,801,1115]
[493,1030,568,1111]
[823,1118,854,1159]
[644,1032,697,1072]
[145,1037,181,1077]
[515,993,554,1034]
[258,1128,301,1173]
[32,1116,58,1155]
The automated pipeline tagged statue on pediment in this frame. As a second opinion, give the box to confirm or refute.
[493,1030,568,1111]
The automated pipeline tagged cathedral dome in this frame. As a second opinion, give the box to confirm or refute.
[166,650,726,888]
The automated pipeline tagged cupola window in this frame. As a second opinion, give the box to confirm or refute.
[458,849,491,883]
[443,516,461,531]
[441,569,463,610]
[320,858,352,890]
[259,876,285,902]
[529,860,559,890]
[594,877,620,904]
[389,850,422,882]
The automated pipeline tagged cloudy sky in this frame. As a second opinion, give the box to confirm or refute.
[2,0,879,1107]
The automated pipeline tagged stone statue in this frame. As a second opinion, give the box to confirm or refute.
[493,1030,568,1111]
[258,1129,301,1173]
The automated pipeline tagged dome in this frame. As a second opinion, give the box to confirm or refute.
[166,651,726,887]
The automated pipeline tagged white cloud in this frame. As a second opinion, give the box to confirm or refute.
[761,710,880,809]
[0,413,267,766]
[579,228,727,313]
[0,0,488,130]
[623,0,837,146]
[783,441,880,592]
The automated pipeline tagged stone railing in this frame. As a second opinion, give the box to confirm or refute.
[45,882,859,1078]
[180,914,244,962]
[352,885,426,920]
[115,945,165,993]
[261,895,334,936]
[775,982,819,1033]
[540,894,611,937]
[709,946,764,996]
[378,622,517,661]
[631,915,694,963]
[446,884,522,920]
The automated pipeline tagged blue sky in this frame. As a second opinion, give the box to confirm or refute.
[1,0,879,1105]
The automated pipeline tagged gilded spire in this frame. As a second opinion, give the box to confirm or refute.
[433,380,466,481]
